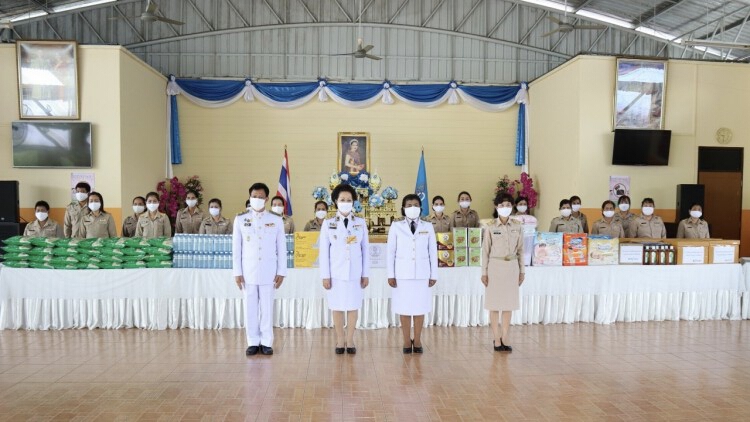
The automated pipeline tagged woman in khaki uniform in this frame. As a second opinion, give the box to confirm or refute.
[271,196,295,234]
[570,195,589,233]
[677,203,710,239]
[78,192,117,239]
[199,198,232,235]
[303,201,329,231]
[591,200,625,238]
[175,190,204,234]
[24,201,64,238]
[136,192,172,239]
[615,195,636,236]
[481,193,524,353]
[451,191,480,228]
[122,196,146,238]
[427,195,452,233]
[629,198,667,239]
[549,199,583,233]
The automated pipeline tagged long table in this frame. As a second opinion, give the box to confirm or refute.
[0,264,745,330]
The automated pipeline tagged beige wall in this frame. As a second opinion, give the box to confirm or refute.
[175,97,521,221]
[0,45,165,232]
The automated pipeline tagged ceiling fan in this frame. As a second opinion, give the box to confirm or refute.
[330,0,381,60]
[542,0,606,37]
[0,21,15,43]
[110,0,184,25]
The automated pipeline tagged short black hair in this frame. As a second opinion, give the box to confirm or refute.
[492,193,515,218]
[271,196,285,206]
[248,183,270,197]
[432,195,445,204]
[689,202,703,209]
[35,200,50,211]
[601,200,616,210]
[88,192,106,213]
[617,195,631,205]
[401,194,422,216]
[641,197,655,206]
[186,189,198,198]
[75,182,91,193]
[570,195,581,203]
[132,196,146,205]
[332,184,357,202]
[245,199,251,207]
[146,192,160,202]
[559,199,571,209]
[515,196,528,205]
[457,191,472,201]
[314,200,329,210]
[208,198,222,208]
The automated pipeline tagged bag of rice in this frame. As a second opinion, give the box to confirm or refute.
[52,247,79,257]
[27,247,54,256]
[29,262,54,269]
[125,238,150,248]
[77,248,100,256]
[3,236,32,246]
[2,245,33,253]
[122,261,147,269]
[99,248,125,257]
[103,238,128,249]
[53,263,79,270]
[75,239,98,250]
[147,237,173,249]
[30,237,59,247]
[98,261,123,270]
[77,262,100,270]
[122,248,146,256]
[144,247,173,256]
[28,255,54,263]
[2,260,30,268]
[98,255,124,263]
[2,253,31,261]
[145,254,172,262]
[76,255,101,264]
[120,255,147,262]
[50,256,79,265]
[146,260,173,268]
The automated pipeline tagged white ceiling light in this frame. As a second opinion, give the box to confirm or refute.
[9,10,48,22]
[521,0,574,13]
[575,10,634,29]
[636,26,682,43]
[52,0,117,13]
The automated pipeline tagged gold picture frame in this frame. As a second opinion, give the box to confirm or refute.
[614,58,667,130]
[338,132,370,175]
[17,40,80,120]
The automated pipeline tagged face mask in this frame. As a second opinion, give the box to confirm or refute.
[497,207,512,218]
[271,206,285,215]
[337,202,353,214]
[35,212,48,222]
[186,199,198,208]
[146,203,159,212]
[603,210,615,218]
[642,206,655,216]
[75,192,88,202]
[133,205,145,214]
[88,202,101,212]
[404,206,421,220]
[249,198,266,211]
[209,208,221,217]
[459,201,471,209]
[315,210,327,220]
[571,204,581,212]
[690,210,702,219]
[619,203,630,212]
[560,209,572,218]
[432,205,445,214]
[516,205,528,214]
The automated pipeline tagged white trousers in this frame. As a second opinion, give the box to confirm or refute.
[244,284,275,347]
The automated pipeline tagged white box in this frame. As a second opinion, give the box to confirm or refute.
[619,244,643,264]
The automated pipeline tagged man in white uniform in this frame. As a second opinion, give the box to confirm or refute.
[233,183,287,356]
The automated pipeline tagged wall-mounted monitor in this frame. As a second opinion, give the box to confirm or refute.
[612,129,671,166]
[11,121,92,168]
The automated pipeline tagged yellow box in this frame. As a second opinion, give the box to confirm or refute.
[452,228,467,249]
[708,240,740,264]
[437,232,454,250]
[468,228,483,248]
[454,248,468,267]
[293,232,320,268]
[588,236,619,266]
[468,248,482,267]
[438,250,455,267]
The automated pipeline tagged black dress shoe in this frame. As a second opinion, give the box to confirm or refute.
[500,340,512,353]
[346,346,356,354]
[335,347,345,355]
[403,341,413,354]
[493,341,502,352]
[260,345,274,355]
[412,340,423,354]
[246,346,259,356]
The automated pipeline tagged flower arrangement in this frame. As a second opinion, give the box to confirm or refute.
[369,173,382,192]
[183,175,204,206]
[156,177,187,219]
[353,200,363,213]
[335,170,374,197]
[368,194,384,208]
[381,186,398,201]
[494,172,538,209]
[312,186,329,201]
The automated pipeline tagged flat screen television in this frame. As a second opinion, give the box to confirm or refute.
[12,121,92,168]
[612,129,671,166]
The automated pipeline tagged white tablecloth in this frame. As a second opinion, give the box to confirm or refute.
[0,264,745,330]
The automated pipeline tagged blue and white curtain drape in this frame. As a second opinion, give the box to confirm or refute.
[165,76,529,176]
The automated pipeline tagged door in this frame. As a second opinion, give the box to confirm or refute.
[698,147,743,240]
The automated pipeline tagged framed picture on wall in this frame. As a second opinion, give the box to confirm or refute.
[16,40,80,120]
[338,132,370,175]
[614,59,667,130]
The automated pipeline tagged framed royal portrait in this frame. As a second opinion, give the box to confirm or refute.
[614,58,667,130]
[338,132,370,175]
[17,40,80,120]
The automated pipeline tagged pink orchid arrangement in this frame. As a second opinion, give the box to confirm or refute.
[494,172,538,209]
[156,177,187,219]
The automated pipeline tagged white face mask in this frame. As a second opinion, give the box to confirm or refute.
[619,203,630,212]
[404,206,421,220]
[690,210,702,219]
[315,210,328,220]
[497,207,513,218]
[88,202,101,212]
[516,205,528,214]
[249,198,266,211]
[459,201,471,209]
[75,192,88,202]
[642,206,655,216]
[432,205,445,214]
[271,206,285,215]
[560,209,572,218]
[35,212,48,222]
[186,199,198,208]
[146,203,159,212]
[337,201,353,214]
[571,204,581,212]
[603,210,615,218]
[209,207,221,217]
[132,205,145,214]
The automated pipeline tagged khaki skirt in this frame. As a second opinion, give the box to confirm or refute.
[484,258,520,311]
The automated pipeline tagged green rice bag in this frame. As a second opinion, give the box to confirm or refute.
[122,261,147,269]
[98,255,124,263]
[144,247,173,256]
[28,255,54,263]
[27,247,54,256]
[52,247,78,257]
[2,245,33,253]
[146,260,172,268]
[120,255,147,262]
[103,238,128,249]
[50,256,79,265]
[145,254,172,262]
[2,253,31,261]
[53,263,79,270]
[3,236,32,246]
[2,260,30,268]
[125,238,150,248]
[77,263,100,270]
[76,255,101,264]
[78,248,100,256]
[147,237,173,249]
[29,262,54,269]
[122,248,146,256]
[75,239,98,249]
[29,237,59,247]
[99,248,125,257]
[98,262,123,270]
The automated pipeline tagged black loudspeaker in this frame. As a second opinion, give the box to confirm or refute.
[0,181,20,223]
[0,222,21,245]
[676,184,704,222]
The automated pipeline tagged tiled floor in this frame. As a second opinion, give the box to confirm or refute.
[1,321,750,421]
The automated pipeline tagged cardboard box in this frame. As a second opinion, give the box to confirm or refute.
[454,248,468,267]
[533,232,563,266]
[452,228,467,249]
[563,233,588,266]
[468,248,482,267]
[293,232,320,268]
[438,250,455,268]
[619,243,644,264]
[437,232,454,250]
[663,239,710,264]
[709,240,740,264]
[588,236,619,266]
[468,228,483,248]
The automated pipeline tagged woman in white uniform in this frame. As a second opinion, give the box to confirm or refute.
[319,184,370,355]
[387,194,438,354]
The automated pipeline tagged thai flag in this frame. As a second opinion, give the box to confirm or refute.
[276,147,293,216]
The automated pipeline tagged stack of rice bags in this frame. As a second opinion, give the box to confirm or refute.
[0,236,34,268]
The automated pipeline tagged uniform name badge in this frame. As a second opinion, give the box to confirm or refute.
[346,235,357,244]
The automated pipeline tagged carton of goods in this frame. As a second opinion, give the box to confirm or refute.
[563,233,588,266]
[468,248,482,267]
[438,250,455,268]
[452,228,468,249]
[708,240,740,264]
[619,243,644,264]
[588,236,619,266]
[663,239,710,264]
[454,248,468,267]
[293,232,320,268]
[468,228,483,248]
[436,232,454,250]
[532,232,563,266]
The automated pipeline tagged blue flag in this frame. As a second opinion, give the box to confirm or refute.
[415,151,429,217]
